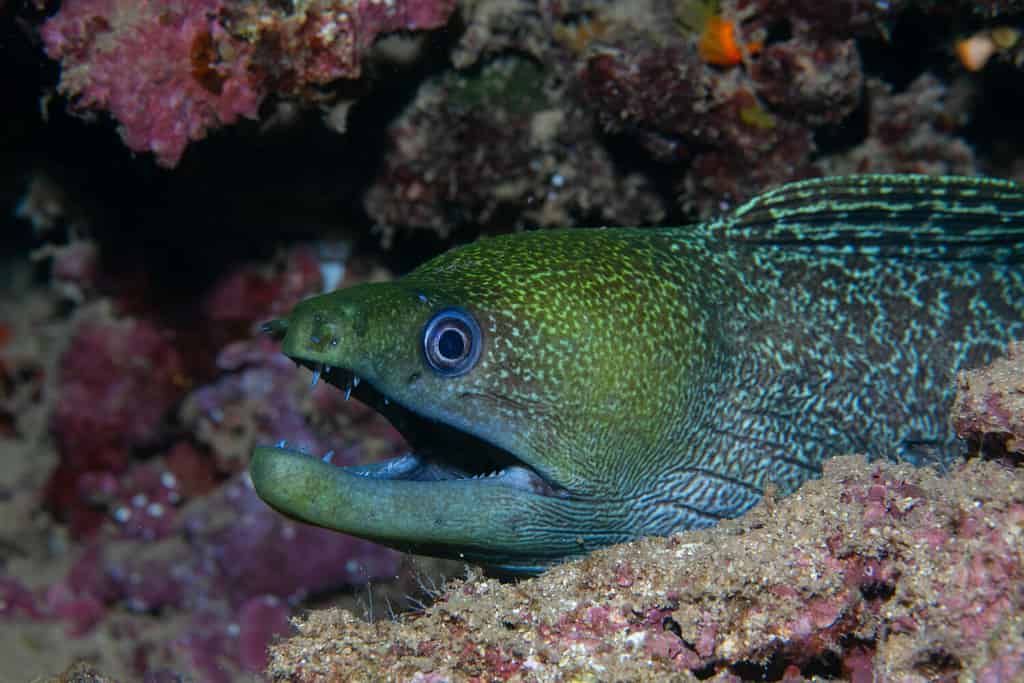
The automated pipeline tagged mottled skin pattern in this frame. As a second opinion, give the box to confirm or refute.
[251,175,1024,573]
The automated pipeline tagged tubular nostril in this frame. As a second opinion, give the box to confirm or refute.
[260,319,289,339]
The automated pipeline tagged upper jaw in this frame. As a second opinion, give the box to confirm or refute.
[340,453,567,498]
[308,360,361,399]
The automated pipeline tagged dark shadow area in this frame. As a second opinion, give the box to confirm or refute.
[2,9,460,302]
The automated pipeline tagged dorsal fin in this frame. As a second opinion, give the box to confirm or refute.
[714,174,1024,262]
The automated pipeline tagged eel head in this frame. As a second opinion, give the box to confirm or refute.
[250,230,696,573]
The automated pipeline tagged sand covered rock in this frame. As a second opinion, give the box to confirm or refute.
[953,342,1024,459]
[268,456,1024,682]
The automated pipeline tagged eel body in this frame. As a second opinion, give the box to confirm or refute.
[251,174,1024,573]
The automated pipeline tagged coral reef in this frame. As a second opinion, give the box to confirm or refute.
[0,242,414,680]
[41,0,456,166]
[7,0,1024,680]
[365,53,668,237]
[6,469,403,680]
[953,342,1024,461]
[268,456,1024,682]
[37,0,1018,222]
[41,0,264,168]
[47,662,115,683]
[366,0,931,228]
[42,241,334,539]
[814,74,978,177]
[231,0,458,92]
[46,304,188,537]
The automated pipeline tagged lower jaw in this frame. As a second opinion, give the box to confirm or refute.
[248,446,597,572]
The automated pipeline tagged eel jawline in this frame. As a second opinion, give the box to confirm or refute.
[249,362,579,566]
[249,445,590,572]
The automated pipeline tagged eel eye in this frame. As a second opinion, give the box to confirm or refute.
[422,308,482,377]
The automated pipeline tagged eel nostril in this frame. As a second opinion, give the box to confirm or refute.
[260,319,289,339]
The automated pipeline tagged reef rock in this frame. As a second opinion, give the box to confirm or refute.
[268,456,1024,682]
[953,342,1024,460]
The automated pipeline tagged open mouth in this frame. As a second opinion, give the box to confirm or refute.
[252,315,597,571]
[277,359,570,500]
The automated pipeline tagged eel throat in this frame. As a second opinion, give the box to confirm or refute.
[251,174,1024,574]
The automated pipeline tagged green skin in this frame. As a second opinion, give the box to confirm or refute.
[251,174,1024,573]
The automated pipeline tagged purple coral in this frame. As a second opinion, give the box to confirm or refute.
[12,456,401,679]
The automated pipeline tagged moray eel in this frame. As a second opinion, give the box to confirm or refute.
[251,174,1024,574]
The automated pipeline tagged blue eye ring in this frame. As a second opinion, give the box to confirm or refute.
[422,308,482,377]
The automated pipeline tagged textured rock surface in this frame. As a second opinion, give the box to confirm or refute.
[40,0,456,166]
[268,456,1024,682]
[954,342,1024,459]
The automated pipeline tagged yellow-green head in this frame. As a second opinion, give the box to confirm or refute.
[252,227,714,572]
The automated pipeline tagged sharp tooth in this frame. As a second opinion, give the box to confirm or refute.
[323,365,332,375]
[311,364,323,387]
[343,380,353,401]
[321,450,336,464]
[276,440,287,448]
[352,375,361,388]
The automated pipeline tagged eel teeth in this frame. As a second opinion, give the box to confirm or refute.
[352,375,361,388]
[311,363,324,387]
[321,450,336,464]
[343,378,353,401]
[276,439,288,448]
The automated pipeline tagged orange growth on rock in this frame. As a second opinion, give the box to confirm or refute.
[553,14,611,54]
[190,30,226,95]
[699,16,760,66]
[956,34,997,72]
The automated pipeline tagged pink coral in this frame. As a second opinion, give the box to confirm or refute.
[9,469,400,679]
[41,0,263,167]
[48,307,187,536]
[203,245,323,323]
[237,595,294,672]
[40,0,457,167]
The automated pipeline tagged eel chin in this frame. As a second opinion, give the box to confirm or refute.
[249,362,573,569]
